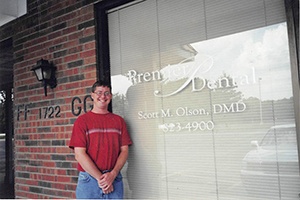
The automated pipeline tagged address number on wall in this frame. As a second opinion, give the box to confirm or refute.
[39,106,61,119]
[16,95,93,121]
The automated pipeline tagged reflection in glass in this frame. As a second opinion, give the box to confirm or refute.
[109,1,299,198]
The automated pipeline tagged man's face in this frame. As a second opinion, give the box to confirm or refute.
[91,86,112,110]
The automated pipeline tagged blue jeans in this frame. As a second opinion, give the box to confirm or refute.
[76,171,124,199]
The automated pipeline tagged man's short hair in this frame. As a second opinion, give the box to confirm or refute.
[92,80,112,92]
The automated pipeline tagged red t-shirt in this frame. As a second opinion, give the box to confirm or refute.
[69,111,132,172]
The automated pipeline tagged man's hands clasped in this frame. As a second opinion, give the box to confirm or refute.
[97,171,117,194]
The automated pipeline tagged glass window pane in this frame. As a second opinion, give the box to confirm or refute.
[108,0,299,199]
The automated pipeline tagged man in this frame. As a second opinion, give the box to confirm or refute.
[69,80,132,199]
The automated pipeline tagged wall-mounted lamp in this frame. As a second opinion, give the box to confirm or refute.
[31,59,57,96]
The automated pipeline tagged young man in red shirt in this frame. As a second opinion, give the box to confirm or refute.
[69,80,132,199]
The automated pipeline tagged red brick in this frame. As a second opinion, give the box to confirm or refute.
[57,176,71,183]
[64,54,79,63]
[80,49,95,58]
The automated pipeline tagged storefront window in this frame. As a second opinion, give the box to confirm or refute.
[107,0,299,199]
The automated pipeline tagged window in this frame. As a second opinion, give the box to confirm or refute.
[97,0,300,199]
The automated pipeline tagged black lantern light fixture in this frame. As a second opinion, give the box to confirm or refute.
[31,59,57,96]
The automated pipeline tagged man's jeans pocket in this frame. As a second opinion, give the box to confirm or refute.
[78,172,91,183]
[76,172,99,199]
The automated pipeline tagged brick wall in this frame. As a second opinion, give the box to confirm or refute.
[0,0,102,198]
